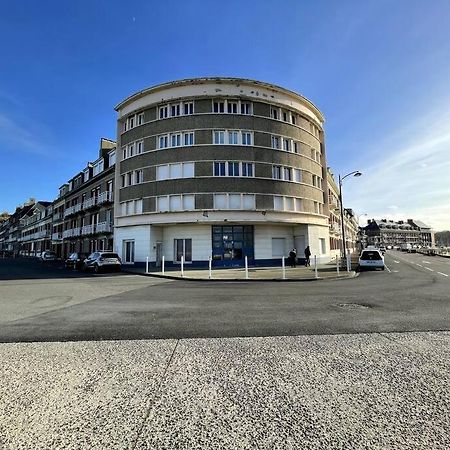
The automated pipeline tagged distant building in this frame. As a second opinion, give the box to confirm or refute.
[361,219,434,247]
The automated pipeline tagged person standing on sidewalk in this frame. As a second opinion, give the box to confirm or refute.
[289,248,297,268]
[304,246,311,267]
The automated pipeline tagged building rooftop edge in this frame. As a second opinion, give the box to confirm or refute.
[114,77,325,121]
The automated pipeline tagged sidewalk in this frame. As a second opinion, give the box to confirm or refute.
[1,332,448,449]
[124,262,357,281]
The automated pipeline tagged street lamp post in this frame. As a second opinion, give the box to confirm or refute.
[339,171,362,259]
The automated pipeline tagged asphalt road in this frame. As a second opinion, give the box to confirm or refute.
[0,252,448,343]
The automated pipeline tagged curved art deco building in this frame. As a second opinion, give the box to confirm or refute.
[114,77,330,267]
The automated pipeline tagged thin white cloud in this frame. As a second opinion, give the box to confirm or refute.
[344,109,450,231]
[0,112,57,157]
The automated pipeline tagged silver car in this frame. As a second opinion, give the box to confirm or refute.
[83,251,122,273]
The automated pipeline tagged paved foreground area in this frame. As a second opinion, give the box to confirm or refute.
[1,332,449,449]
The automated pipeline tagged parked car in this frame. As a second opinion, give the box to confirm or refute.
[358,249,385,271]
[40,251,58,262]
[83,251,121,273]
[65,252,89,270]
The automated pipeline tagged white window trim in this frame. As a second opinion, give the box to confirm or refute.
[212,130,254,145]
[158,101,195,120]
[212,99,253,115]
[158,131,195,149]
[213,193,256,210]
[213,161,255,177]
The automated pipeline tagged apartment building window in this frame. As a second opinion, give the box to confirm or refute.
[270,107,279,120]
[273,196,302,212]
[282,111,289,122]
[137,113,144,126]
[283,167,292,181]
[109,150,116,165]
[156,162,194,180]
[229,130,239,145]
[312,175,322,189]
[271,136,281,149]
[213,193,255,210]
[159,105,169,119]
[241,102,251,114]
[158,131,194,149]
[283,139,290,152]
[128,115,135,129]
[92,160,104,176]
[136,140,143,155]
[293,142,299,153]
[214,161,254,177]
[291,115,297,125]
[213,99,253,115]
[171,104,181,117]
[242,162,253,177]
[135,170,143,184]
[227,101,238,114]
[184,102,194,115]
[83,168,90,182]
[242,131,252,145]
[174,239,192,262]
[272,165,282,180]
[184,132,194,146]
[156,194,195,212]
[120,199,143,215]
[213,130,225,144]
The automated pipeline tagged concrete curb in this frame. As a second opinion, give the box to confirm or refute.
[122,269,359,282]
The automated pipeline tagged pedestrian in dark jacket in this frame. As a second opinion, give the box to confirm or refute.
[304,246,311,267]
[289,248,297,268]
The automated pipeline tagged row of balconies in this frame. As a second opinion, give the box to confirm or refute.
[63,191,113,218]
[61,222,112,239]
[18,230,51,242]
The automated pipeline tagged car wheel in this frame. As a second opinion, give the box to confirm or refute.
[94,264,100,274]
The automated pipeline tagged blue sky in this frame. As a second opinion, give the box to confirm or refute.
[1,0,449,230]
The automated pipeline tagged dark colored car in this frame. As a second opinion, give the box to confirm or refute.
[83,251,122,273]
[65,252,89,270]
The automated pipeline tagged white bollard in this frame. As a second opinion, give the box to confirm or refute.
[208,256,212,279]
[245,255,248,279]
[336,255,340,276]
[282,256,286,279]
[162,255,165,274]
[181,255,184,277]
[146,256,149,274]
[314,255,318,279]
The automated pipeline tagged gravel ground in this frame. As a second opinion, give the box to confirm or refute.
[1,332,449,449]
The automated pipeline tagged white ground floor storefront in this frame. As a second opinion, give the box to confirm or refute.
[114,217,331,268]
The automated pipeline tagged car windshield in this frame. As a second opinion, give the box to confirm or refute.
[101,253,119,259]
[361,251,382,260]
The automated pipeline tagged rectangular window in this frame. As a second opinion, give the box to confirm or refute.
[183,162,194,178]
[135,170,143,184]
[274,196,284,210]
[291,115,297,125]
[127,172,133,186]
[183,194,195,210]
[123,240,135,264]
[121,175,126,188]
[159,105,168,119]
[171,104,181,117]
[122,146,127,160]
[270,108,279,120]
[137,113,144,125]
[283,167,292,181]
[242,194,255,209]
[174,238,192,262]
[214,194,227,209]
[293,142,298,153]
[241,132,252,145]
[282,111,288,122]
[170,163,182,179]
[319,238,326,255]
[159,135,168,149]
[293,169,301,182]
[156,165,169,180]
[157,196,169,211]
[135,199,143,214]
[285,197,294,211]
[227,102,238,114]
[271,136,280,149]
[184,102,194,115]
[228,162,240,176]
[283,139,290,152]
[242,162,253,177]
[170,133,181,147]
[109,150,116,165]
[241,102,251,115]
[128,115,135,129]
[213,101,225,113]
[214,162,226,176]
[273,165,282,179]
[136,141,143,154]
[184,132,194,146]
[295,198,302,211]
[214,130,225,144]
[229,194,241,209]
[228,130,239,145]
[169,195,182,211]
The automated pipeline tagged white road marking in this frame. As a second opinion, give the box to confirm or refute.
[391,270,399,273]
[437,272,449,277]
[425,267,434,272]
[416,263,423,267]
[422,261,431,264]
[393,260,400,263]
[385,265,391,273]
